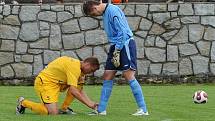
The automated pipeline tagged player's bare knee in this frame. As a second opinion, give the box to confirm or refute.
[48,109,58,115]
[45,103,58,115]
[103,71,116,80]
[123,70,135,81]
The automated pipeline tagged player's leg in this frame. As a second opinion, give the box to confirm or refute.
[95,44,118,114]
[89,44,118,115]
[59,90,75,114]
[122,39,148,115]
[60,84,72,112]
[61,89,74,111]
[16,98,59,115]
[37,76,60,115]
[19,99,58,115]
[96,70,116,114]
[16,96,48,115]
[20,98,49,115]
[16,76,50,115]
[59,84,83,114]
[17,76,60,115]
[123,70,148,116]
[44,103,58,115]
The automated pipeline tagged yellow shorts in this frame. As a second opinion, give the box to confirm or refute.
[34,75,61,104]
[34,75,84,104]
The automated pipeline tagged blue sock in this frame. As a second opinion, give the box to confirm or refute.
[98,80,113,112]
[129,79,148,112]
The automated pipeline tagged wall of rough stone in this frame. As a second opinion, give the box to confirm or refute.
[0,3,215,85]
[3,0,211,4]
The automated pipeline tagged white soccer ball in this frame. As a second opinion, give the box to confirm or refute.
[193,90,208,104]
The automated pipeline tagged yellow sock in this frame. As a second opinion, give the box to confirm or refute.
[61,85,83,110]
[61,90,75,111]
[22,100,48,115]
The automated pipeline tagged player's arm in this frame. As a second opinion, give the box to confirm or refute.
[79,89,95,104]
[68,85,97,109]
[77,75,94,105]
[112,12,128,50]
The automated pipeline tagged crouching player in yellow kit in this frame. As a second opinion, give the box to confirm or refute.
[16,56,100,115]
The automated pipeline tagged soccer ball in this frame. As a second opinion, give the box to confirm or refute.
[193,90,208,104]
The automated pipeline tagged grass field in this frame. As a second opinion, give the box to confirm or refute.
[0,85,214,121]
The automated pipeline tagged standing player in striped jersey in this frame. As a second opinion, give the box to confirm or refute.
[83,1,149,116]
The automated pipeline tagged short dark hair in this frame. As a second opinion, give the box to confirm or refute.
[83,0,100,15]
[84,56,100,70]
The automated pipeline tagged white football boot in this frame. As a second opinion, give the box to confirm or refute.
[16,96,25,115]
[88,110,107,116]
[132,108,149,116]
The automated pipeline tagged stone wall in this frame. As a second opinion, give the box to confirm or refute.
[2,0,211,3]
[0,3,215,85]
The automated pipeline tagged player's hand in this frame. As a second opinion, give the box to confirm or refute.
[94,103,99,110]
[89,102,98,110]
[112,49,120,67]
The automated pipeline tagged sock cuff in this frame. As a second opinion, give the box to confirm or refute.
[103,80,113,85]
[128,79,137,84]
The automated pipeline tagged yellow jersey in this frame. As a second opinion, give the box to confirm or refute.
[39,56,81,87]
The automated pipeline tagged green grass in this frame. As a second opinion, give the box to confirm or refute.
[0,85,215,121]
